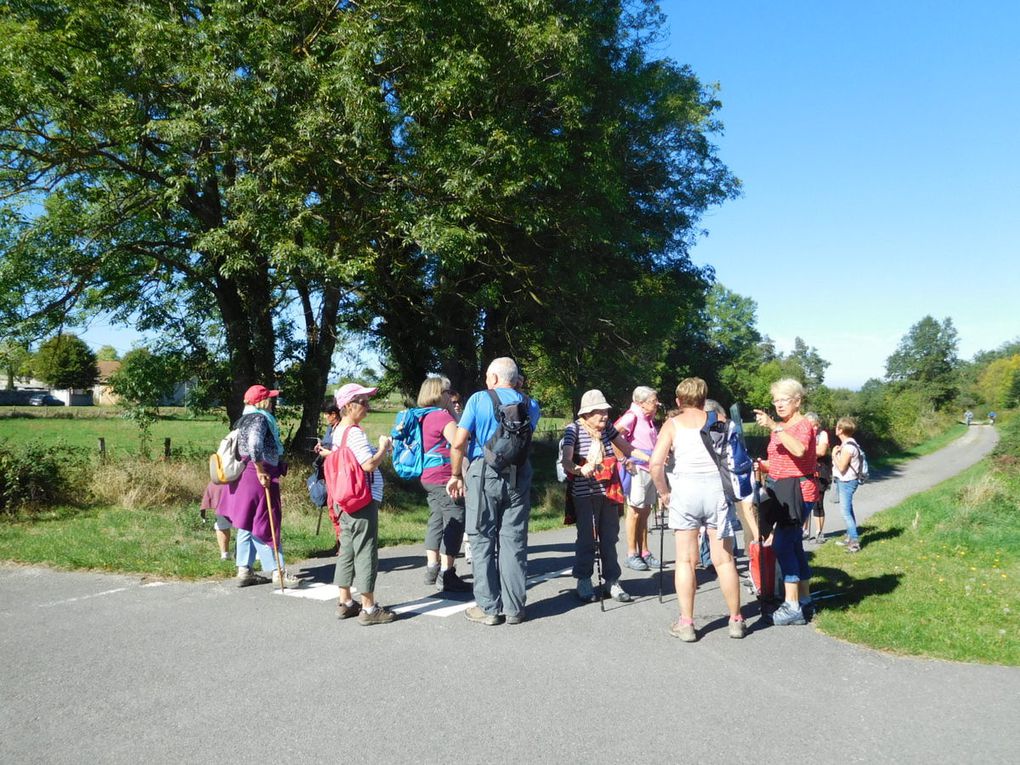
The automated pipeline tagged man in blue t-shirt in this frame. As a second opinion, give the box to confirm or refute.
[447,357,541,625]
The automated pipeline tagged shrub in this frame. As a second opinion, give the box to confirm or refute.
[0,441,90,515]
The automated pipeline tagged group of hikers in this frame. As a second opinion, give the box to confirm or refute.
[203,358,869,640]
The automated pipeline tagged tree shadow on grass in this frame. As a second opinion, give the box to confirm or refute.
[857,524,904,548]
[810,566,903,612]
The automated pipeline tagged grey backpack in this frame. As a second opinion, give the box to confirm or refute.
[483,390,533,471]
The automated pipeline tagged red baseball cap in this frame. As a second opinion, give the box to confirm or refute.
[243,384,280,405]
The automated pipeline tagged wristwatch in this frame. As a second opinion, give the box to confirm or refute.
[773,425,784,433]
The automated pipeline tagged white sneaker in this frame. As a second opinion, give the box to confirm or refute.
[609,581,633,603]
[271,569,303,588]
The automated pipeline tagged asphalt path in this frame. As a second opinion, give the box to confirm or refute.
[2,425,1016,764]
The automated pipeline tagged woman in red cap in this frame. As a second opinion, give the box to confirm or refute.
[218,384,300,587]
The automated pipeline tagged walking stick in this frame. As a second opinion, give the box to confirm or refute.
[263,480,286,593]
[592,502,605,613]
[753,462,766,621]
[658,503,665,603]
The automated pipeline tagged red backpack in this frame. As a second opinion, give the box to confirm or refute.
[323,426,373,514]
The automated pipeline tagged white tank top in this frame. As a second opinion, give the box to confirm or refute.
[670,420,717,478]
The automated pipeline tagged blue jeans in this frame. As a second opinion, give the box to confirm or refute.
[837,478,860,542]
[772,525,811,583]
[699,529,712,568]
[235,529,283,572]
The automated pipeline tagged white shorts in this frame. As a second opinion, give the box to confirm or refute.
[668,474,736,539]
[628,469,657,509]
[213,514,232,532]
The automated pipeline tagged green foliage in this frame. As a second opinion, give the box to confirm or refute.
[108,349,182,412]
[108,348,185,456]
[0,339,32,389]
[885,315,960,408]
[32,334,97,390]
[0,0,737,445]
[0,440,85,515]
[95,345,119,361]
[976,355,1020,409]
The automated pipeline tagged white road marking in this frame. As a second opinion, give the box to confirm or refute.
[141,582,168,588]
[269,567,574,617]
[37,587,128,608]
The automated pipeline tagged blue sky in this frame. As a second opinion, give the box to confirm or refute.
[661,0,1020,387]
[82,1,1020,389]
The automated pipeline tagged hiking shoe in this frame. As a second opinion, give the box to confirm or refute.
[440,568,472,593]
[271,569,303,588]
[358,605,396,626]
[846,541,861,553]
[465,606,503,625]
[424,563,441,585]
[625,554,649,571]
[802,530,811,540]
[576,577,597,602]
[608,581,633,603]
[335,600,362,619]
[505,611,526,625]
[771,603,806,626]
[728,618,747,639]
[236,568,271,587]
[642,552,661,569]
[814,534,827,545]
[669,620,697,642]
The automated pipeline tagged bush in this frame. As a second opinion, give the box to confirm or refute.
[0,441,89,515]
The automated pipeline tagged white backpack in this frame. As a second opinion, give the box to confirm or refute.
[209,429,245,485]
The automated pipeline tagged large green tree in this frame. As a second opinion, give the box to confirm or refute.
[33,334,97,390]
[1,1,737,432]
[885,315,960,408]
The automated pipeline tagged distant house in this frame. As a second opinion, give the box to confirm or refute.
[93,360,122,406]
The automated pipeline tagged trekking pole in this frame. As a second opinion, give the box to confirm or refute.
[753,462,766,621]
[263,482,286,593]
[593,503,605,613]
[658,503,665,603]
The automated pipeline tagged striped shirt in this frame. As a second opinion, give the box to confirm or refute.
[563,421,619,499]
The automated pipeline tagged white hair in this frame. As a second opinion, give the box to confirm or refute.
[704,399,726,417]
[486,357,519,385]
[632,386,657,404]
[771,377,805,402]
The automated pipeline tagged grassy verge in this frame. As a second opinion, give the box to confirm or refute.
[0,437,568,578]
[810,420,1019,665]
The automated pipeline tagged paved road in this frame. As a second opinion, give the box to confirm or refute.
[2,425,1016,764]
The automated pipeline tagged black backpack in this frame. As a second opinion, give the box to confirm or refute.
[483,390,534,471]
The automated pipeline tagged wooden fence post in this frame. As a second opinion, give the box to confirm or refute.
[98,437,106,458]
[164,438,172,459]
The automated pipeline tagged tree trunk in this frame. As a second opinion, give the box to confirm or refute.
[214,272,277,424]
[293,281,344,450]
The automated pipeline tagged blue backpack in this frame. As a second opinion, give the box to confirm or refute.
[391,407,449,480]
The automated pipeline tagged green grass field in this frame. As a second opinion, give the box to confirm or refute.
[811,420,1019,665]
[0,405,570,578]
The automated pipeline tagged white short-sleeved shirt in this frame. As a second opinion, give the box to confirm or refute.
[334,425,384,502]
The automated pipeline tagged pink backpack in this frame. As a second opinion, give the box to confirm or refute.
[324,426,373,514]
